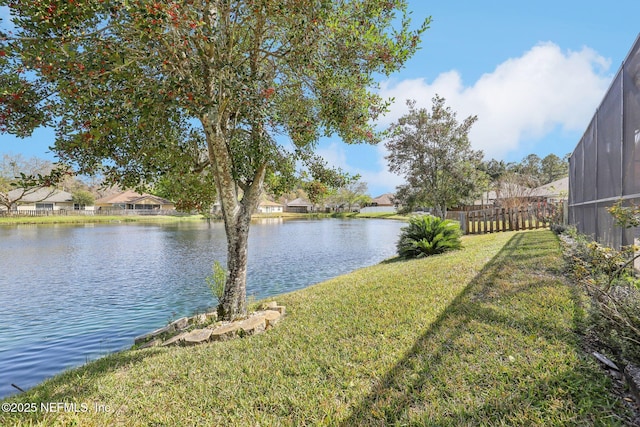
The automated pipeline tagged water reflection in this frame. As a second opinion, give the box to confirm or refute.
[0,218,402,398]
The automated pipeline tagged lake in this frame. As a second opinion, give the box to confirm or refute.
[0,218,404,399]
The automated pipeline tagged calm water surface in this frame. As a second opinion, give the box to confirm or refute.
[0,218,403,398]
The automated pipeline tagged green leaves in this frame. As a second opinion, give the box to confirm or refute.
[2,0,429,191]
[2,0,430,319]
[206,260,227,305]
[386,96,486,217]
[397,215,462,259]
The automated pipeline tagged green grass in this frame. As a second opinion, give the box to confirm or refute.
[0,212,407,226]
[332,211,408,220]
[0,214,205,225]
[1,230,629,426]
[466,219,549,233]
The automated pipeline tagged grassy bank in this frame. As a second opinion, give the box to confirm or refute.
[1,230,630,426]
[0,214,205,225]
[252,211,408,220]
[0,211,408,225]
[333,211,408,220]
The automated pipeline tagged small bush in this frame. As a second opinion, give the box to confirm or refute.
[562,232,640,365]
[206,260,227,305]
[397,215,462,259]
[550,223,566,235]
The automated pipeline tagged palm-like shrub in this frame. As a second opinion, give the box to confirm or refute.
[397,215,462,259]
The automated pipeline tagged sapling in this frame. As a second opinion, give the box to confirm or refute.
[206,261,227,306]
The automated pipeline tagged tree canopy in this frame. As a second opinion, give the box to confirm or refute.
[385,96,486,218]
[1,1,428,319]
[481,153,569,188]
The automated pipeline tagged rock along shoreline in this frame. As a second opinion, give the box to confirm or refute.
[133,301,285,349]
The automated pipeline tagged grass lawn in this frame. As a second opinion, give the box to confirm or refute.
[0,230,630,426]
[0,211,408,225]
[0,214,205,225]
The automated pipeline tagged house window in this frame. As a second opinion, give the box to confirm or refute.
[74,204,85,210]
[36,203,54,210]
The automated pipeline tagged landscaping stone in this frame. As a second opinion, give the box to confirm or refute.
[262,310,282,327]
[161,332,189,347]
[266,305,286,315]
[238,315,266,336]
[184,329,213,345]
[170,317,189,330]
[133,303,285,349]
[134,325,171,345]
[138,338,162,349]
[210,322,243,341]
[193,312,217,325]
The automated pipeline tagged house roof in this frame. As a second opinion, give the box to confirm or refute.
[8,187,73,203]
[475,177,569,204]
[371,193,395,206]
[533,177,569,198]
[95,190,172,206]
[287,197,313,207]
[259,200,283,207]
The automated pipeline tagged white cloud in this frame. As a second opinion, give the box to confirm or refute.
[319,42,613,195]
[315,141,349,171]
[316,141,404,196]
[377,42,612,159]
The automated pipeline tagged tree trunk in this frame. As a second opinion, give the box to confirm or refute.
[219,204,251,320]
[203,114,266,320]
[433,204,446,219]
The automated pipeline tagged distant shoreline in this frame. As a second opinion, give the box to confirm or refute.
[0,211,407,225]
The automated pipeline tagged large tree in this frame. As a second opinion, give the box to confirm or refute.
[1,1,428,319]
[386,96,486,218]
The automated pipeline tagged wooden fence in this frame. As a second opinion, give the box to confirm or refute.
[448,203,561,235]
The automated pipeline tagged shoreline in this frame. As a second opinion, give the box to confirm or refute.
[2,230,633,425]
[0,211,408,225]
[0,214,400,402]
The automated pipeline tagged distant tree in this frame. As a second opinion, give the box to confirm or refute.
[479,158,515,183]
[540,153,568,184]
[494,172,537,209]
[0,153,60,212]
[299,161,356,211]
[0,153,53,180]
[71,189,95,209]
[333,179,371,212]
[513,154,542,185]
[1,1,428,320]
[386,96,487,218]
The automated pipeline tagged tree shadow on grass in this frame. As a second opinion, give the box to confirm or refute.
[340,231,624,426]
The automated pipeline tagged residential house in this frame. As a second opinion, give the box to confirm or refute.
[257,199,284,214]
[532,177,568,203]
[361,193,398,213]
[3,187,80,211]
[474,182,538,208]
[285,197,313,213]
[472,177,568,208]
[94,190,174,211]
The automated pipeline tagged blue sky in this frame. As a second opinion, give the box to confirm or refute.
[1,1,639,197]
